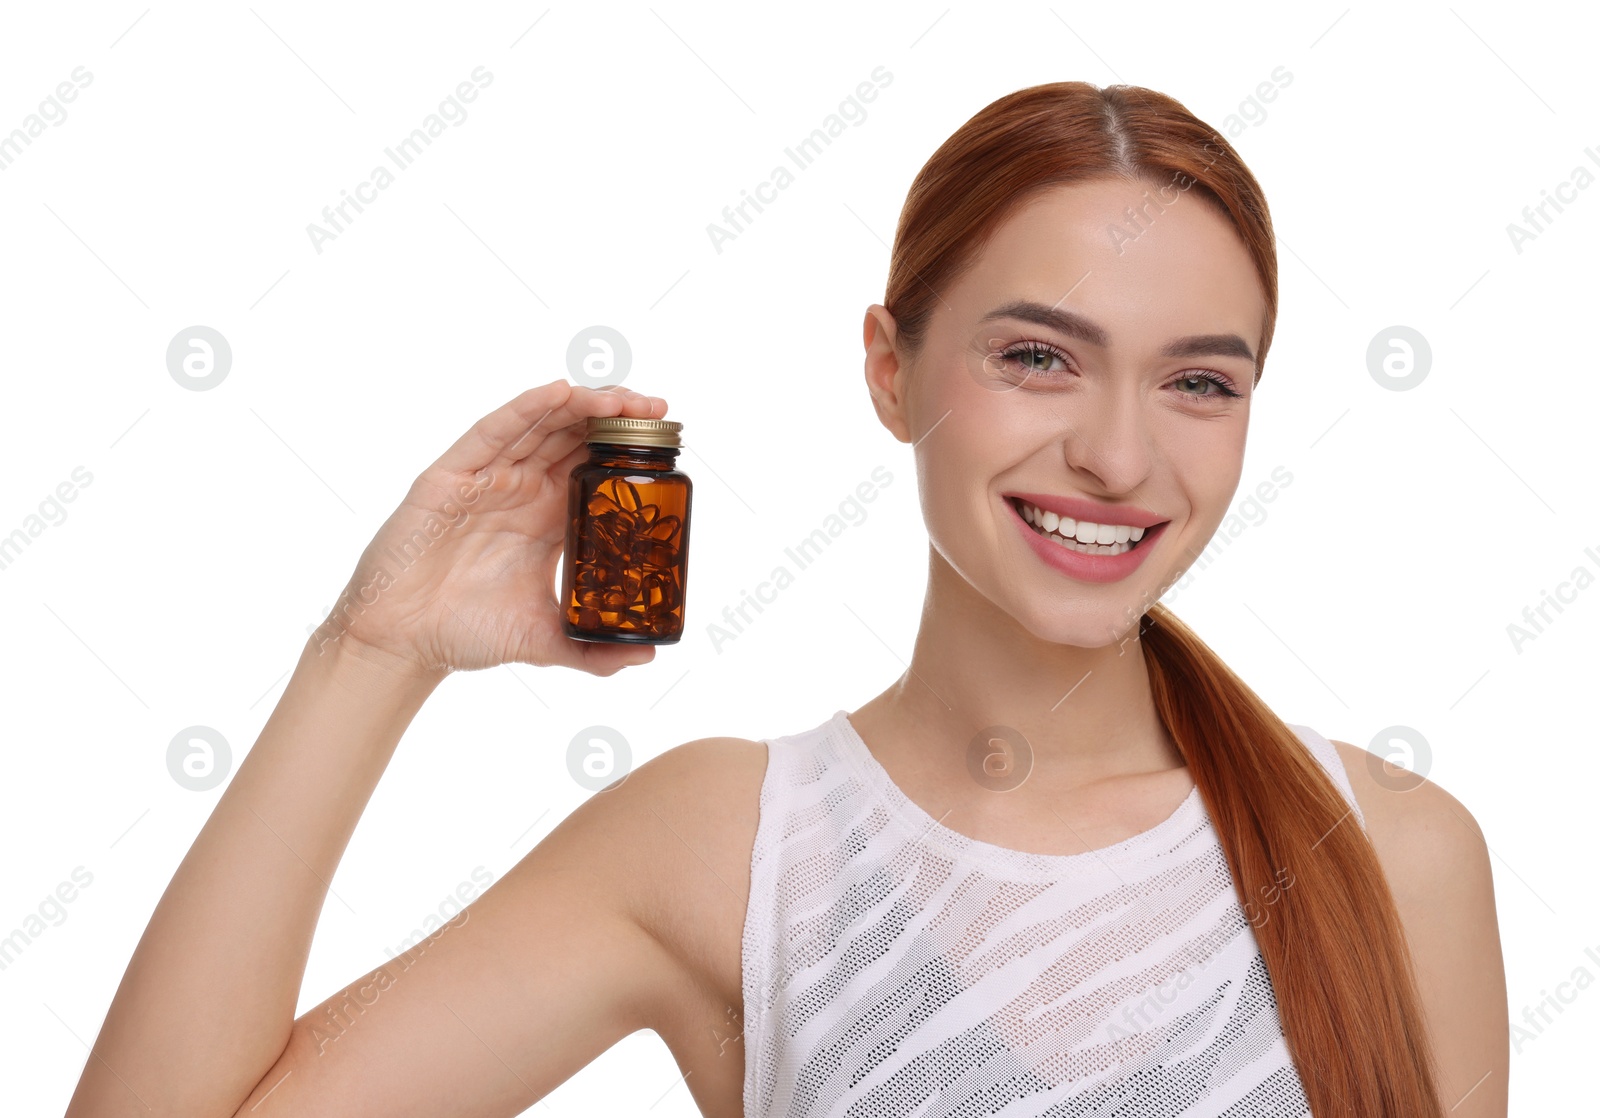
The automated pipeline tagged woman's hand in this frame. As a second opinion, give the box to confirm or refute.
[312,379,669,679]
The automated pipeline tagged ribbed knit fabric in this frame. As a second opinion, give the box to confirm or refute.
[741,710,1366,1118]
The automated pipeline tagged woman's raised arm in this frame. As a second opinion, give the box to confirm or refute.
[64,381,673,1118]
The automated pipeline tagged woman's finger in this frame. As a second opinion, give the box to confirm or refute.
[431,380,656,477]
[544,438,594,488]
[520,390,670,474]
[430,379,669,521]
[572,637,656,675]
[534,396,671,484]
[432,379,578,476]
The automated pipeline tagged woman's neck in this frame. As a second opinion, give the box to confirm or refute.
[850,546,1185,792]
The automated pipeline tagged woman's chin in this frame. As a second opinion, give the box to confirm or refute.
[1007,599,1151,652]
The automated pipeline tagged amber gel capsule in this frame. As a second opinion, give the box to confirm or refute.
[559,415,692,644]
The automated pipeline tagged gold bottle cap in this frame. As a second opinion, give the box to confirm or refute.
[584,416,683,448]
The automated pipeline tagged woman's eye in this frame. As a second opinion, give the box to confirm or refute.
[983,343,1242,400]
[994,343,1068,378]
[1173,373,1241,399]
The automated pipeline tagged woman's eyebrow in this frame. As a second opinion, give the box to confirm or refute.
[979,299,1257,365]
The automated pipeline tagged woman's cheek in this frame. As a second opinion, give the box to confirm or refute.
[916,447,978,552]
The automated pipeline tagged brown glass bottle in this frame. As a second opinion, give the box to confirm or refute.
[559,416,692,644]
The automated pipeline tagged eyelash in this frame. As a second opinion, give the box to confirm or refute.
[994,339,1243,399]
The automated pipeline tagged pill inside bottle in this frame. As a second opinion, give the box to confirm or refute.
[559,415,692,644]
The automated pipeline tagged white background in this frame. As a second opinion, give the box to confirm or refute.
[1,1,1593,1113]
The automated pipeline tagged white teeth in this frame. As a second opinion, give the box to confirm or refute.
[1012,498,1156,556]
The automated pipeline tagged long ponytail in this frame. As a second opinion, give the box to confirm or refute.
[1141,603,1444,1114]
[883,81,1446,1115]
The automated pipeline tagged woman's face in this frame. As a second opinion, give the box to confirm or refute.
[873,175,1267,648]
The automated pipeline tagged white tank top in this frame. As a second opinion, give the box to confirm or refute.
[741,709,1366,1117]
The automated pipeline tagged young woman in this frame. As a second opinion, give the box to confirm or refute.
[68,82,1508,1118]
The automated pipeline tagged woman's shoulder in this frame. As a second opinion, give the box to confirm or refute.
[611,734,771,850]
[1320,736,1486,858]
[535,734,769,921]
[634,734,771,802]
[548,734,771,1034]
[1320,732,1496,923]
[1322,737,1506,1110]
[605,733,771,927]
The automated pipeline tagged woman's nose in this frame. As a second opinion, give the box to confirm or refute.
[1057,387,1155,494]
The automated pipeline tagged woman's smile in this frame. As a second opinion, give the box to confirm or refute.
[1004,492,1172,583]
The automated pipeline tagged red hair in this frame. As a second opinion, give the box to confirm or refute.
[883,81,1445,1116]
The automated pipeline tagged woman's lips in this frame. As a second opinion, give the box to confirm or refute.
[1006,496,1170,585]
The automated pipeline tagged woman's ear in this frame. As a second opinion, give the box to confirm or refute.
[863,304,913,444]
